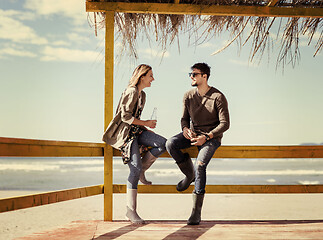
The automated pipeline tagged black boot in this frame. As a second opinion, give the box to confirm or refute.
[176,153,195,192]
[187,193,204,225]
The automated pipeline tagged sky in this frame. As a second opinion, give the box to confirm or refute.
[0,0,322,146]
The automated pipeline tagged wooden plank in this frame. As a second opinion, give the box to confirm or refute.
[104,11,115,222]
[0,185,104,213]
[17,220,323,240]
[0,137,104,157]
[86,2,323,18]
[113,145,323,158]
[113,184,323,194]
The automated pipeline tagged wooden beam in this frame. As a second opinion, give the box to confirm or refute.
[86,2,323,18]
[113,145,323,159]
[0,137,104,157]
[0,185,104,213]
[104,11,115,222]
[267,0,280,7]
[113,184,323,194]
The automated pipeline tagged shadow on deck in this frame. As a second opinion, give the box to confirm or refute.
[17,220,323,239]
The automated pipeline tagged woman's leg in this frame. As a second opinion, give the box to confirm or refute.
[126,138,144,224]
[137,130,167,157]
[137,131,167,184]
[127,138,142,189]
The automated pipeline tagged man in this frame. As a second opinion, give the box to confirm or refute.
[166,62,230,225]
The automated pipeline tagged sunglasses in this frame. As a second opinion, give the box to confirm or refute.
[188,72,203,77]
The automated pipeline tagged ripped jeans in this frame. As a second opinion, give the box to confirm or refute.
[127,130,167,189]
[166,132,221,194]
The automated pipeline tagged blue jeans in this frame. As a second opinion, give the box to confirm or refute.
[166,132,221,194]
[127,130,167,189]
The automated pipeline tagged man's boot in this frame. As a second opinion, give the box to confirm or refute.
[125,189,145,224]
[139,152,157,185]
[176,153,195,191]
[187,192,205,225]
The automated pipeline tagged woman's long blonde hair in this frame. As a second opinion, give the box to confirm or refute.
[128,64,152,87]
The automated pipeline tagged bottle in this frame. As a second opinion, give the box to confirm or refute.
[151,107,157,121]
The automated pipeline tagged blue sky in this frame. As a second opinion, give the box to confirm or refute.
[0,0,322,145]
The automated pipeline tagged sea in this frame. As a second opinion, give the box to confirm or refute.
[0,157,322,192]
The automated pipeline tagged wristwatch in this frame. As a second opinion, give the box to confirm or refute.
[204,134,210,141]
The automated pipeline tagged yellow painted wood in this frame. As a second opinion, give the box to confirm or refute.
[267,0,280,7]
[113,145,323,158]
[0,137,104,157]
[104,11,115,222]
[0,185,103,213]
[104,145,113,221]
[86,2,323,18]
[113,184,323,194]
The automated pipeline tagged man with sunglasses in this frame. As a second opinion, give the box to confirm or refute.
[166,62,230,225]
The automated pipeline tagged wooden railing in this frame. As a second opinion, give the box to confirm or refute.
[1,137,323,219]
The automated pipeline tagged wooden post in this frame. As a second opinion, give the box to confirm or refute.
[104,11,114,221]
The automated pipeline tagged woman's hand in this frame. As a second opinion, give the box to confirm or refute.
[145,120,157,129]
[183,127,196,139]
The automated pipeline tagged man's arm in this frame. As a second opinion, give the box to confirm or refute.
[210,94,230,137]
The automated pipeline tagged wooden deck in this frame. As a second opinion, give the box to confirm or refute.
[17,220,323,239]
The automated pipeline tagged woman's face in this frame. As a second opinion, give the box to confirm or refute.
[140,70,154,88]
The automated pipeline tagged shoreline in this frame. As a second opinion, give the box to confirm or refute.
[1,191,323,239]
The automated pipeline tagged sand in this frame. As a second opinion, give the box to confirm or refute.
[0,191,323,239]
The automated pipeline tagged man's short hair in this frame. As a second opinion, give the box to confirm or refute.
[191,63,211,80]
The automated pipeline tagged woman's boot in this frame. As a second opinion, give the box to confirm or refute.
[125,189,145,224]
[139,152,157,185]
[187,192,205,225]
[176,153,195,191]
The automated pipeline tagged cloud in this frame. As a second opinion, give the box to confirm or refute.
[197,42,217,49]
[229,59,258,67]
[0,9,48,45]
[24,0,87,25]
[0,47,37,58]
[41,46,103,62]
[138,48,170,59]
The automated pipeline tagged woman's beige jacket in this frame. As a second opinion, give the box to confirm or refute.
[102,86,146,149]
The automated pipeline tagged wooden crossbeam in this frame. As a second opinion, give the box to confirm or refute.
[113,184,323,194]
[0,185,104,213]
[0,137,104,157]
[113,145,323,159]
[86,2,323,18]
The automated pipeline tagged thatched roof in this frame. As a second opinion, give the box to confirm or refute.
[87,0,322,67]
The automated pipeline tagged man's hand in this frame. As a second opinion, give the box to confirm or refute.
[191,135,207,146]
[183,127,196,139]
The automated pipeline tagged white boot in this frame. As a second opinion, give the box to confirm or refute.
[139,152,157,185]
[126,189,145,224]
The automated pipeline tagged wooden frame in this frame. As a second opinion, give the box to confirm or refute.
[86,2,323,18]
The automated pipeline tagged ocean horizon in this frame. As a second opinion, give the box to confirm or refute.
[0,157,322,192]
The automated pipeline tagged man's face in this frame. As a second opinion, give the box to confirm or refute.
[189,68,205,87]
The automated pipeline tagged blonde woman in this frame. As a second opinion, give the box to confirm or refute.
[103,64,166,224]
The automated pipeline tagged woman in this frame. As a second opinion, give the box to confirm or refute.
[102,64,166,224]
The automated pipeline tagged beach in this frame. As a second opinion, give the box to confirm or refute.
[1,157,323,239]
[1,191,323,239]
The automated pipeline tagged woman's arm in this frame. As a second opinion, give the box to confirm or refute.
[132,118,156,129]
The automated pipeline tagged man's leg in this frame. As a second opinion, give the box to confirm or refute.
[187,139,221,225]
[166,132,195,191]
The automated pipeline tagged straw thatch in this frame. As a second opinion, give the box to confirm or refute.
[87,0,322,68]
